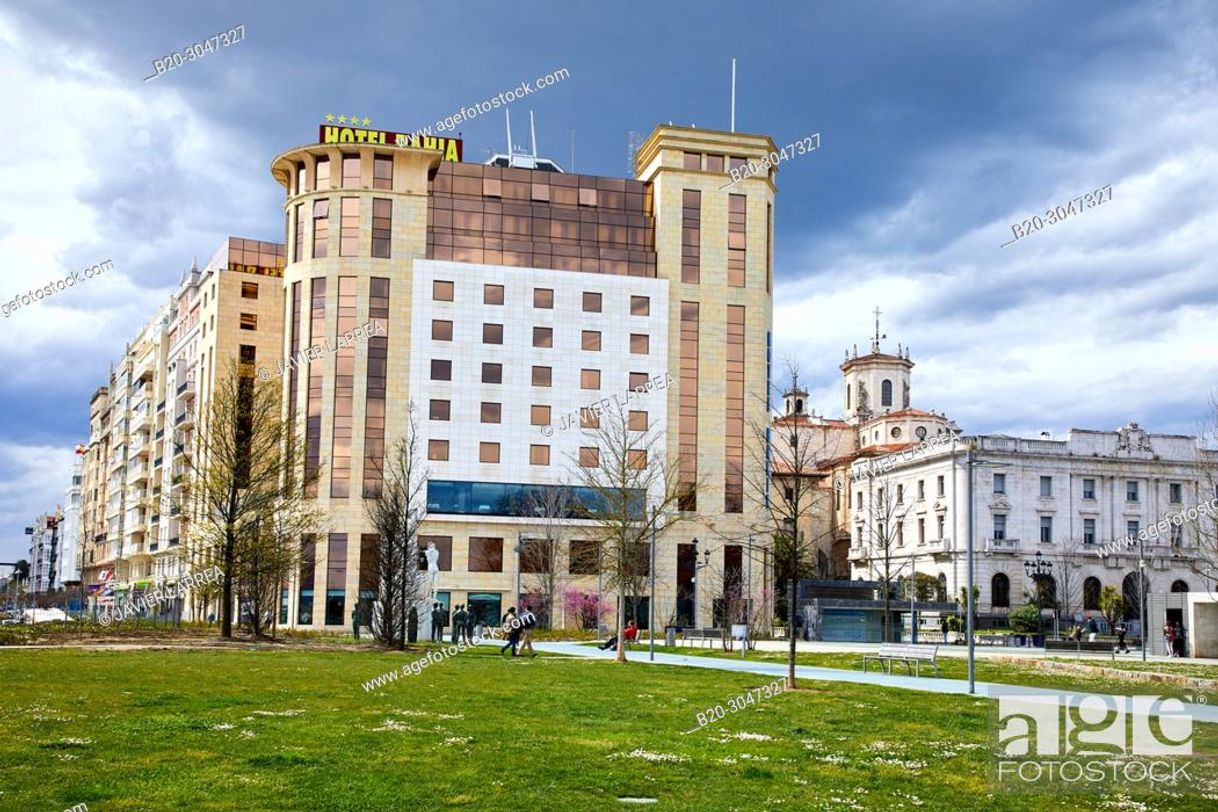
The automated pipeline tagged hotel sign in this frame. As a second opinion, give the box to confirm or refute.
[318,125,463,162]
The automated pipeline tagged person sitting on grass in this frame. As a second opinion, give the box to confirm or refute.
[599,620,638,651]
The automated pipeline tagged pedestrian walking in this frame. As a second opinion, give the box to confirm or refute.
[518,607,537,657]
[1086,616,1098,643]
[1163,621,1176,658]
[452,604,467,645]
[464,608,476,643]
[1114,620,1129,654]
[430,602,445,643]
[351,605,362,641]
[500,607,520,656]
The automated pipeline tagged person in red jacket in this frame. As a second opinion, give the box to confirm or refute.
[599,620,639,651]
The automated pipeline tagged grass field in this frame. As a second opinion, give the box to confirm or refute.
[2,643,1217,811]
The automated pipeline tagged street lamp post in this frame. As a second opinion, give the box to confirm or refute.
[1024,550,1053,642]
[649,507,657,661]
[964,450,1007,695]
[1138,539,1147,662]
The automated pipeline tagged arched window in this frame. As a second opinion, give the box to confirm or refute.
[1122,572,1148,620]
[846,385,851,410]
[991,573,1010,608]
[795,398,803,413]
[936,573,947,602]
[1171,580,1189,593]
[1083,577,1101,610]
[881,379,893,407]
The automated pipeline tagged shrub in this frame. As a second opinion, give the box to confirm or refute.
[1008,603,1041,634]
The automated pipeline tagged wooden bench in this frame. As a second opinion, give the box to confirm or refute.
[862,644,940,677]
[681,628,724,648]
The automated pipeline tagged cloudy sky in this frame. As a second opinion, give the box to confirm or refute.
[1,0,1216,561]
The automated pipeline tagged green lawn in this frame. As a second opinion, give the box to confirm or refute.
[2,644,1217,811]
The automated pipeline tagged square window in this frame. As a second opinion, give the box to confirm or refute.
[428,440,449,461]
[483,323,503,344]
[480,402,501,423]
[534,288,554,309]
[484,284,504,305]
[479,442,500,464]
[481,363,502,384]
[627,449,646,469]
[582,292,602,312]
[628,372,648,390]
[706,155,724,173]
[683,151,701,170]
[239,313,257,331]
[469,537,503,572]
[431,320,453,341]
[533,327,553,348]
[631,295,650,316]
[579,188,597,207]
[530,445,550,466]
[579,447,600,467]
[630,334,649,354]
[530,405,550,426]
[429,399,450,421]
[239,344,256,364]
[581,369,601,389]
[582,331,601,351]
[241,282,258,299]
[433,280,454,301]
[430,360,451,381]
[532,366,551,387]
[580,408,600,429]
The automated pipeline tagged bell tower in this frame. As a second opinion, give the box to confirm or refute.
[841,307,913,425]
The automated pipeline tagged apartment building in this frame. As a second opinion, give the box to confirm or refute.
[27,511,60,593]
[56,456,83,589]
[269,122,777,630]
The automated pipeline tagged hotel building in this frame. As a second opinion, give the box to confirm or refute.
[269,124,778,630]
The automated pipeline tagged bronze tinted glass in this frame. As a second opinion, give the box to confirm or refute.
[631,295,650,316]
[529,445,550,466]
[330,276,357,497]
[728,194,746,288]
[678,301,698,510]
[630,334,649,354]
[361,277,390,497]
[579,408,599,429]
[530,405,550,425]
[342,155,360,187]
[479,442,500,463]
[533,327,552,348]
[582,292,601,312]
[293,203,304,262]
[683,152,701,170]
[628,410,647,431]
[432,320,453,341]
[430,399,451,420]
[532,366,551,386]
[582,331,601,351]
[628,449,647,470]
[433,280,454,301]
[483,323,503,344]
[426,163,655,277]
[304,278,327,497]
[428,440,449,461]
[706,155,724,173]
[312,198,329,259]
[533,288,554,308]
[480,402,501,423]
[373,155,393,190]
[581,369,600,389]
[431,360,452,381]
[469,537,503,572]
[484,284,504,305]
[725,305,745,512]
[339,198,360,257]
[240,313,257,331]
[287,281,302,482]
[372,198,392,258]
[682,190,700,283]
[482,363,502,384]
[316,157,330,189]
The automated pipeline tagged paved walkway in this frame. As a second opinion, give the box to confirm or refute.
[532,641,1218,723]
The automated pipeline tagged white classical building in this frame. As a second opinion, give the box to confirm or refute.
[849,422,1218,629]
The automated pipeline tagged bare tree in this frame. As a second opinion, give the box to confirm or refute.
[520,485,573,629]
[1191,394,1218,591]
[857,475,914,643]
[364,406,430,649]
[571,400,689,663]
[743,361,846,688]
[1050,537,1086,629]
[177,361,315,638]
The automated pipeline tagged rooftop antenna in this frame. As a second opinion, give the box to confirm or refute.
[505,109,513,161]
[730,58,737,132]
[529,110,538,158]
[570,128,576,172]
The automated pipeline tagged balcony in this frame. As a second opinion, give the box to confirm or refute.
[154,456,163,468]
[177,379,195,398]
[155,429,164,440]
[987,537,1021,553]
[157,400,166,413]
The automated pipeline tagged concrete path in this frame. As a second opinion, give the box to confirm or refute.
[532,641,1218,723]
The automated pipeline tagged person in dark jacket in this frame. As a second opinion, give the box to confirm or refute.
[430,602,445,643]
[500,608,520,656]
[451,604,467,645]
[1114,620,1129,653]
[463,606,476,643]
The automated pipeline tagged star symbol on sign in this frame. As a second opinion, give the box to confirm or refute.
[362,117,372,126]
[325,113,335,123]
[349,115,360,126]
[337,115,347,124]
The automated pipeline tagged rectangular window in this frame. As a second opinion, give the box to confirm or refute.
[325,533,347,625]
[293,203,304,263]
[628,410,647,431]
[630,334,650,354]
[1082,478,1095,500]
[579,447,600,467]
[297,536,316,623]
[1170,482,1182,503]
[728,194,746,287]
[469,537,503,572]
[678,301,699,510]
[581,369,600,389]
[917,518,926,545]
[631,295,650,316]
[993,515,1007,540]
[417,536,453,571]
[896,484,905,504]
[296,162,307,193]
[315,157,330,189]
[312,199,329,258]
[480,402,501,423]
[579,408,600,429]
[241,282,258,299]
[530,405,550,426]
[330,276,357,497]
[482,363,502,384]
[372,198,391,258]
[373,155,393,190]
[430,360,452,381]
[532,366,551,387]
[304,279,326,496]
[725,305,745,513]
[1171,524,1183,547]
[432,320,453,341]
[729,157,747,173]
[582,331,601,351]
[1083,518,1096,545]
[533,327,553,348]
[582,292,602,312]
[627,449,647,470]
[1040,476,1052,498]
[239,313,257,331]
[993,473,1006,494]
[484,284,504,305]
[917,480,925,500]
[683,151,701,170]
[569,540,599,574]
[479,442,500,463]
[483,323,503,344]
[530,445,550,466]
[362,278,390,498]
[433,280,454,301]
[342,154,360,187]
[430,399,450,421]
[1128,520,1140,538]
[534,288,554,308]
[706,155,724,173]
[936,515,945,540]
[428,440,449,461]
[936,475,945,497]
[1040,516,1053,544]
[682,190,700,284]
[340,197,359,256]
[1127,480,1139,502]
[629,371,648,390]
